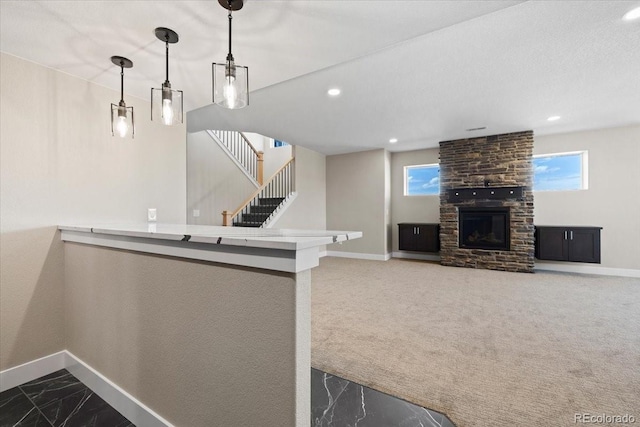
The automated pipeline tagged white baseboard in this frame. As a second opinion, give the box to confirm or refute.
[0,351,66,392]
[534,262,640,278]
[392,251,441,261]
[325,251,391,261]
[319,250,327,258]
[0,351,173,427]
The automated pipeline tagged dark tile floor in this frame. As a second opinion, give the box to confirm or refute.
[2,368,455,427]
[311,368,456,427]
[0,370,132,427]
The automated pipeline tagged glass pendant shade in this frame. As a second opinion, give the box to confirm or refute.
[111,102,134,138]
[151,83,183,125]
[213,0,248,109]
[110,56,134,138]
[212,60,248,109]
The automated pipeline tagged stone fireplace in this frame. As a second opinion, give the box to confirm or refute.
[439,131,534,273]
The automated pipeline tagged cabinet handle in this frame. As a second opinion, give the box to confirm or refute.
[570,231,573,240]
[417,227,420,235]
[564,231,568,240]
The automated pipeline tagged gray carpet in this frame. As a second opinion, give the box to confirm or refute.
[311,257,640,427]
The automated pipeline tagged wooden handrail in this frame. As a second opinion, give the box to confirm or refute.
[239,132,261,156]
[222,157,294,226]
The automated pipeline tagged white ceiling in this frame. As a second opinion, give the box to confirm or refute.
[2,1,640,155]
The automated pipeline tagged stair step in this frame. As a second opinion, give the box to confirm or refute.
[233,222,262,228]
[240,213,271,223]
[249,205,280,214]
[258,197,285,206]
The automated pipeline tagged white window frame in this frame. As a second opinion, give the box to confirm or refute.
[404,163,440,196]
[532,150,589,191]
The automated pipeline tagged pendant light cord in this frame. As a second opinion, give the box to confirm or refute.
[227,8,233,61]
[165,36,170,84]
[120,63,125,103]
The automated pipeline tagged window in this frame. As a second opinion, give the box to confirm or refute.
[404,164,440,196]
[533,151,588,191]
[272,139,289,148]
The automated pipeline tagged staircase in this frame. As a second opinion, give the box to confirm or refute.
[208,130,264,185]
[223,158,295,228]
[233,197,285,227]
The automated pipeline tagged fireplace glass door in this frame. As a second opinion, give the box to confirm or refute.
[459,208,510,250]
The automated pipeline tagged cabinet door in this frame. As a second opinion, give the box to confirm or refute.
[416,225,439,252]
[398,225,417,251]
[568,228,601,263]
[536,227,569,261]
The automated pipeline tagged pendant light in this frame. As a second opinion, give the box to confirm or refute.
[151,27,183,125]
[110,56,134,138]
[212,0,249,109]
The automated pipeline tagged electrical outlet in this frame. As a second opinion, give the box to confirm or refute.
[193,209,200,218]
[148,208,157,222]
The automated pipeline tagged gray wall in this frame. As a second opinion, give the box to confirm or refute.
[186,131,257,225]
[0,53,187,371]
[275,146,327,230]
[533,125,640,271]
[65,243,310,427]
[390,148,440,254]
[326,149,390,257]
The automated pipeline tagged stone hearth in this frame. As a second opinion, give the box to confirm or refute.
[439,131,534,273]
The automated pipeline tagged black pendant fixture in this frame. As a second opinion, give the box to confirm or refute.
[151,27,183,125]
[110,56,134,138]
[212,0,249,109]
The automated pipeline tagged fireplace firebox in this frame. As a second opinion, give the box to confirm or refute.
[459,208,510,251]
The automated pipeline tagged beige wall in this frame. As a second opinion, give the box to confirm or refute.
[0,53,186,370]
[186,131,257,226]
[64,243,310,427]
[384,150,392,254]
[390,148,441,252]
[242,132,266,152]
[534,125,640,270]
[326,149,389,256]
[275,146,326,230]
[263,141,293,178]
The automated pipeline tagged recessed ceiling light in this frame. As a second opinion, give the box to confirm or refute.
[327,88,341,96]
[547,116,561,121]
[389,138,398,144]
[623,6,640,21]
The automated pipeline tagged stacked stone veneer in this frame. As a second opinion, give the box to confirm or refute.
[439,131,535,273]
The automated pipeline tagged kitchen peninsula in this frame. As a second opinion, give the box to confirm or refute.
[59,224,361,427]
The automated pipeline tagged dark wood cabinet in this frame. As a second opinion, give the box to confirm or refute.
[535,226,602,263]
[398,223,440,253]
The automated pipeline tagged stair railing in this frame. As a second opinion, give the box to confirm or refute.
[211,130,264,185]
[222,158,295,226]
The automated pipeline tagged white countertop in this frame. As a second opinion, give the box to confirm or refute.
[58,223,362,251]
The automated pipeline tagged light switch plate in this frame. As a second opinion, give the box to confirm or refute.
[148,208,157,222]
[193,209,200,217]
